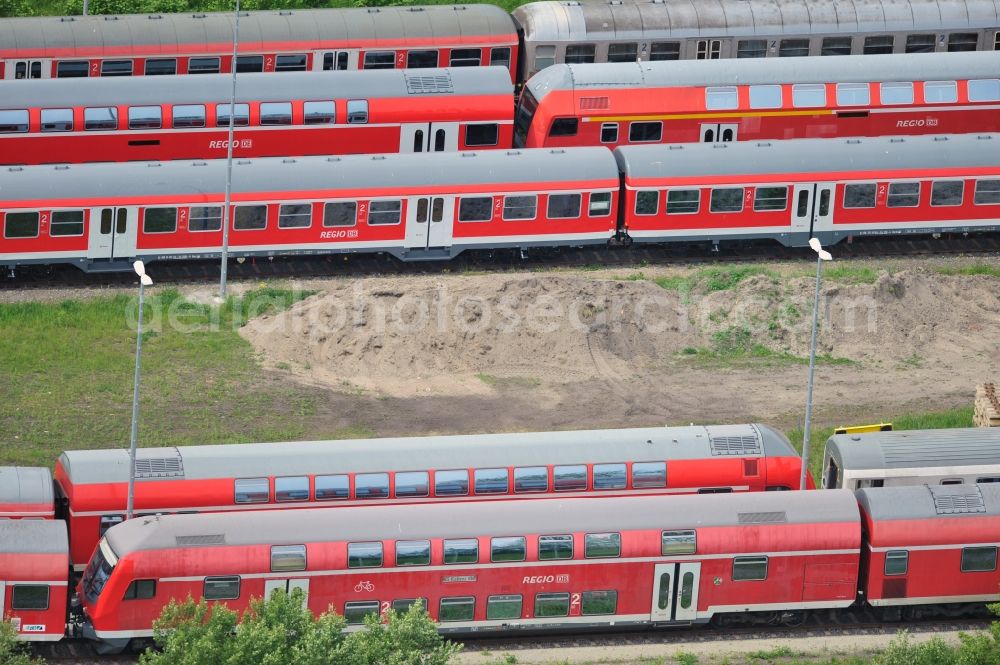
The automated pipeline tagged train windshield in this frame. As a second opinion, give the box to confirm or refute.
[513,91,538,148]
[81,537,118,603]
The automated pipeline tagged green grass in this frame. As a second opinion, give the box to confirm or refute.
[678,325,854,369]
[935,263,1000,278]
[476,373,542,389]
[821,265,881,285]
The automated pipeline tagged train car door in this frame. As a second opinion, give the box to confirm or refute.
[791,183,835,236]
[692,39,729,59]
[87,207,138,261]
[700,124,738,143]
[6,60,47,79]
[264,579,309,605]
[315,51,357,71]
[400,123,460,153]
[650,562,701,622]
[403,196,455,250]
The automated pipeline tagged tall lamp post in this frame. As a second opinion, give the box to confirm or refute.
[800,238,833,490]
[126,261,153,520]
[219,0,241,300]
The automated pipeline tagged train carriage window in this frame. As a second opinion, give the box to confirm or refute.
[666,190,700,214]
[275,54,307,72]
[145,58,177,75]
[323,52,349,71]
[458,197,493,223]
[884,550,908,576]
[439,597,475,621]
[947,33,978,52]
[235,55,264,73]
[278,203,312,229]
[4,212,39,238]
[778,39,810,57]
[407,50,438,68]
[344,601,380,624]
[754,186,789,212]
[173,104,206,129]
[234,204,267,230]
[974,180,1000,205]
[315,474,349,500]
[995,31,1000,50]
[749,85,782,109]
[710,188,744,213]
[348,541,383,568]
[650,42,681,61]
[40,108,73,132]
[367,200,401,225]
[11,585,49,610]
[304,101,336,125]
[189,206,222,232]
[548,193,581,219]
[514,466,548,492]
[553,464,587,491]
[260,102,293,126]
[843,183,877,208]
[584,532,621,558]
[271,545,306,572]
[905,34,936,53]
[593,463,627,490]
[356,472,390,499]
[582,590,617,615]
[487,594,522,620]
[924,81,957,103]
[629,122,662,142]
[392,598,427,613]
[466,123,499,147]
[880,82,914,105]
[51,210,85,237]
[128,106,162,130]
[0,109,28,133]
[395,540,431,566]
[123,579,156,600]
[549,118,578,137]
[887,182,920,207]
[962,546,998,572]
[188,57,220,74]
[443,538,478,564]
[931,181,965,207]
[234,477,269,503]
[733,555,768,581]
[822,37,852,56]
[346,100,369,124]
[532,45,556,74]
[502,195,537,221]
[662,530,697,555]
[99,514,124,536]
[216,103,250,127]
[539,535,573,560]
[634,191,659,216]
[836,83,870,106]
[589,192,613,217]
[56,61,89,78]
[705,87,738,110]
[978,477,1000,483]
[204,576,240,600]
[792,84,826,108]
[632,461,666,488]
[101,60,133,76]
[275,476,309,502]
[565,44,596,64]
[608,43,638,63]
[490,47,512,70]
[600,123,619,144]
[450,49,482,67]
[968,79,1000,102]
[534,592,570,617]
[474,468,509,494]
[143,208,177,234]
[863,36,894,54]
[394,470,429,497]
[736,40,767,58]
[435,469,469,496]
[491,536,527,562]
[323,201,357,227]
[84,107,118,131]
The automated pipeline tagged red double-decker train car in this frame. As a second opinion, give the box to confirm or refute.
[0,520,69,642]
[0,466,54,519]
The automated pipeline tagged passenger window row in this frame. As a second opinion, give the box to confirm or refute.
[53,53,311,79]
[344,591,616,624]
[884,546,997,576]
[844,179,1000,209]
[457,191,613,223]
[363,47,510,70]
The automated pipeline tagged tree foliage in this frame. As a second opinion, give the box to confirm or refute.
[0,619,45,665]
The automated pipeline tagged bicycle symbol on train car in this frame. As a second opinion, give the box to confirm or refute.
[354,580,375,593]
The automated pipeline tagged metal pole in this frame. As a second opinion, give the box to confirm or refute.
[219,0,241,300]
[799,253,824,490]
[82,0,88,16]
[126,279,145,520]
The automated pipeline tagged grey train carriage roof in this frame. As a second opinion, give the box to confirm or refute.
[0,466,54,507]
[614,134,1000,180]
[856,482,1000,521]
[0,67,513,110]
[104,488,860,555]
[57,423,793,484]
[0,5,516,58]
[0,520,67,555]
[1,147,619,204]
[525,50,1000,100]
[513,0,1000,42]
[827,427,1000,471]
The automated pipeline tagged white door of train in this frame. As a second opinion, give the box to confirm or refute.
[403,196,455,250]
[650,562,701,622]
[314,50,358,71]
[700,124,738,143]
[87,207,138,261]
[791,183,835,236]
[400,123,460,153]
[5,59,49,79]
[264,578,310,605]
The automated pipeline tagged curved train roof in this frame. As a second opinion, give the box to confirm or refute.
[104,488,859,555]
[514,0,1000,42]
[614,134,1000,180]
[0,520,67,555]
[525,51,1000,100]
[0,466,54,507]
[856,482,1000,521]
[3,147,619,205]
[827,427,1000,471]
[58,423,793,484]
[0,67,513,109]
[0,5,516,59]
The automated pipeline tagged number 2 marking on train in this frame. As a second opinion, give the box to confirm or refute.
[381,601,391,615]
[571,593,581,609]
